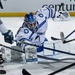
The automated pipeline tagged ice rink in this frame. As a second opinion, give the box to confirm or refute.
[0,17,75,75]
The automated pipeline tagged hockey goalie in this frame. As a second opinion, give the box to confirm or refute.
[12,5,70,63]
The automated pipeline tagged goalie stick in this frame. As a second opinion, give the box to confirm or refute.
[1,42,75,58]
[20,41,75,56]
[0,43,60,62]
[1,43,75,61]
[0,44,25,53]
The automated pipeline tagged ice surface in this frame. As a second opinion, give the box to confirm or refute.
[0,17,75,75]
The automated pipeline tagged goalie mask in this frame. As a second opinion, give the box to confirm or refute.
[24,13,37,30]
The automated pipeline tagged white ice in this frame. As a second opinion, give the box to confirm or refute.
[0,17,75,75]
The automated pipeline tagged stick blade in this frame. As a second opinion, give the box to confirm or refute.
[51,37,60,40]
[60,32,65,43]
[0,70,6,74]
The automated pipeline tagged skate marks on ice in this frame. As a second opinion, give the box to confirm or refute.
[1,59,75,75]
[2,62,53,75]
[0,70,6,74]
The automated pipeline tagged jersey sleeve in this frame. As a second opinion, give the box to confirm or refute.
[0,19,8,34]
[36,7,58,19]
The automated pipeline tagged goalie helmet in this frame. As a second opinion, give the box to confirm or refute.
[24,13,37,30]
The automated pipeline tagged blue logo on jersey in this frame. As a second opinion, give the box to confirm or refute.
[38,14,44,17]
[24,29,29,34]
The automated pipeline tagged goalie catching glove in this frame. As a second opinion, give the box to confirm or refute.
[53,11,70,21]
[57,11,70,21]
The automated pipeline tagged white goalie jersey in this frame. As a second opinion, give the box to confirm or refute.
[0,19,8,34]
[15,6,70,50]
